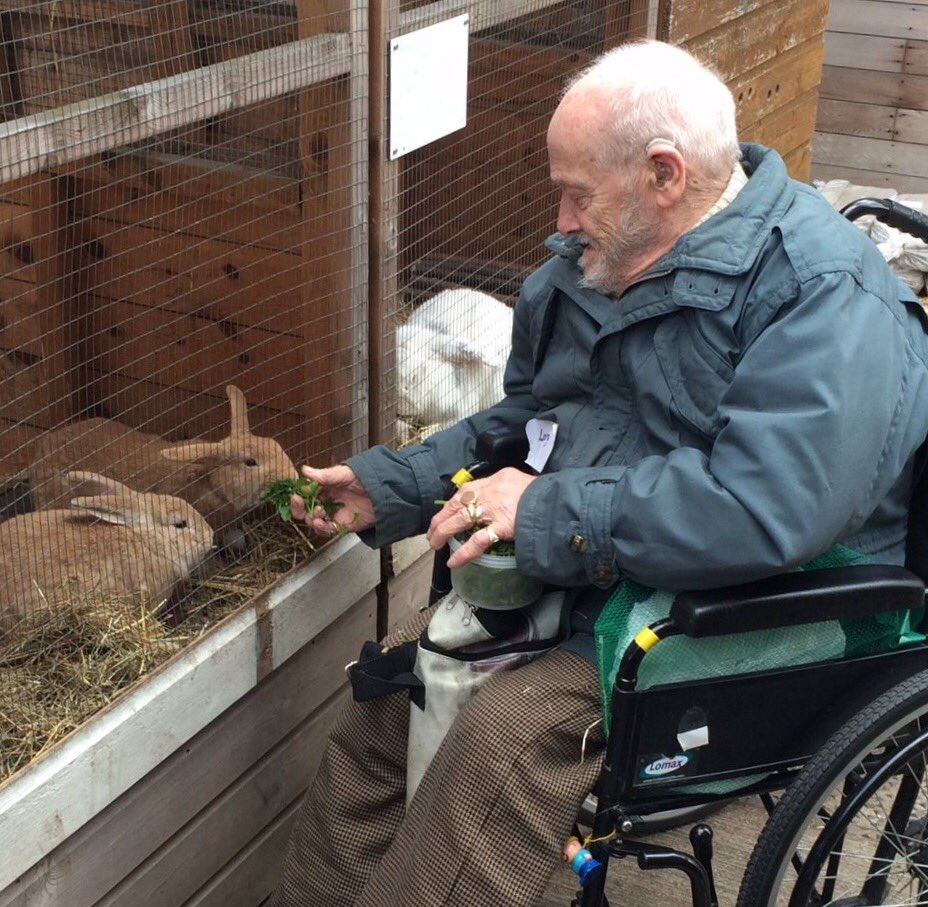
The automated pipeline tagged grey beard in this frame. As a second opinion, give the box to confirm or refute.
[578,211,662,296]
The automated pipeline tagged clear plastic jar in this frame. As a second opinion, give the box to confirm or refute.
[448,536,544,609]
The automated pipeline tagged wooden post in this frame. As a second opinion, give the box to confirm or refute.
[368,0,400,449]
[350,0,370,454]
[296,1,359,463]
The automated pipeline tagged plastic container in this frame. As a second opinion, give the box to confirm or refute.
[448,535,544,609]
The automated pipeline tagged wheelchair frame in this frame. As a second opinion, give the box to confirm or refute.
[436,198,928,906]
[579,573,928,907]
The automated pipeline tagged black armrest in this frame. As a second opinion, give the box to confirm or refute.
[474,425,530,472]
[670,564,924,638]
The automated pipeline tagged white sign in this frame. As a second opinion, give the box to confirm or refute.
[389,15,469,160]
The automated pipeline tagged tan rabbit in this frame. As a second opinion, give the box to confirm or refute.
[29,385,297,533]
[0,472,214,632]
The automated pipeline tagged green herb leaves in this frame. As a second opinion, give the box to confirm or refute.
[261,478,343,524]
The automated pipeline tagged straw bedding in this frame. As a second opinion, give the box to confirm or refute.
[0,510,317,782]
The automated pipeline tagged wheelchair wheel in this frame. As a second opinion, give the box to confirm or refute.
[737,667,928,906]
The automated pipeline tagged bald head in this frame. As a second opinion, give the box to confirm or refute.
[561,40,740,181]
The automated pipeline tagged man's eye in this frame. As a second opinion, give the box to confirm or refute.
[573,194,591,210]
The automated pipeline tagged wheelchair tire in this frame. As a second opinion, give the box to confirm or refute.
[737,666,928,906]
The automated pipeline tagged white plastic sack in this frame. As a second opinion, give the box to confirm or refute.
[870,217,928,295]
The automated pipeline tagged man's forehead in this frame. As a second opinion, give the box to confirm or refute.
[548,134,609,186]
[549,94,613,158]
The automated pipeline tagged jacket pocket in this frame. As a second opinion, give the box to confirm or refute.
[653,315,734,440]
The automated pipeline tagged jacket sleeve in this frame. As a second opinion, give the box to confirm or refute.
[515,271,928,590]
[346,288,541,549]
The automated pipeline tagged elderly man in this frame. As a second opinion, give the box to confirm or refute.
[271,40,928,907]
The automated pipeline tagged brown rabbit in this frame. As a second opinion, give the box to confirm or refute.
[29,386,297,533]
[0,472,214,632]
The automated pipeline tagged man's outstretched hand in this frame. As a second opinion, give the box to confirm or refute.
[292,464,374,537]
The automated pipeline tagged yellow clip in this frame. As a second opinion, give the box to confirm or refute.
[451,467,474,488]
[634,626,660,652]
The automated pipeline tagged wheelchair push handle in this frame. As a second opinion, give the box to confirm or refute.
[840,196,928,244]
[473,424,530,473]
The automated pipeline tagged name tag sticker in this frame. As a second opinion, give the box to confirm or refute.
[525,419,557,473]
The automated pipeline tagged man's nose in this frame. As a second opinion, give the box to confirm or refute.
[557,195,580,235]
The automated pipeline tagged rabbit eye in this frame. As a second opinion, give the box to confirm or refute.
[244,457,258,467]
[174,519,188,529]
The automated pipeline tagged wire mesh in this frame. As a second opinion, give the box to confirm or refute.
[386,2,649,446]
[0,0,654,783]
[0,0,366,780]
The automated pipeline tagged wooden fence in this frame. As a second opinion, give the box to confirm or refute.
[813,0,928,193]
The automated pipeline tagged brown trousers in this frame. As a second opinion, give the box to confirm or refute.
[270,613,604,907]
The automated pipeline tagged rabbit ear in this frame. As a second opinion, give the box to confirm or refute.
[68,496,147,528]
[439,337,491,366]
[65,470,134,499]
[162,440,224,463]
[226,385,251,436]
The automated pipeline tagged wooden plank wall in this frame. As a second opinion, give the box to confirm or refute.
[0,592,377,907]
[811,0,928,193]
[0,0,358,472]
[0,176,76,476]
[401,4,650,291]
[661,0,830,182]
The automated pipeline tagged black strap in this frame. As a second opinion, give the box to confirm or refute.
[346,640,425,709]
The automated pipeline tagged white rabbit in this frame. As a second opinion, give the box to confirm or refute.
[396,289,513,428]
[0,472,214,632]
[29,385,297,534]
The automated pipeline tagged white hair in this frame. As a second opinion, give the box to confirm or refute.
[567,40,741,179]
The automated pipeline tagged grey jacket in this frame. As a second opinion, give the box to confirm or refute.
[349,144,928,608]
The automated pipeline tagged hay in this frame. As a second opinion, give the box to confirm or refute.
[0,510,318,783]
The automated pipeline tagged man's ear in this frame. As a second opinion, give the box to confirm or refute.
[646,145,685,206]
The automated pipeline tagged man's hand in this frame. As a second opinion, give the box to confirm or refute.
[427,467,536,567]
[292,464,374,537]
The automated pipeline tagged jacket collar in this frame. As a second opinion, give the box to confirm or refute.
[544,143,791,283]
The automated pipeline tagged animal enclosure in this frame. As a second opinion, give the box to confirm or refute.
[0,0,367,780]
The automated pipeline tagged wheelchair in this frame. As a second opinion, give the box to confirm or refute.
[427,197,928,906]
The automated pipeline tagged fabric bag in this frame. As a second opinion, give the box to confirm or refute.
[406,589,564,802]
[346,589,565,805]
